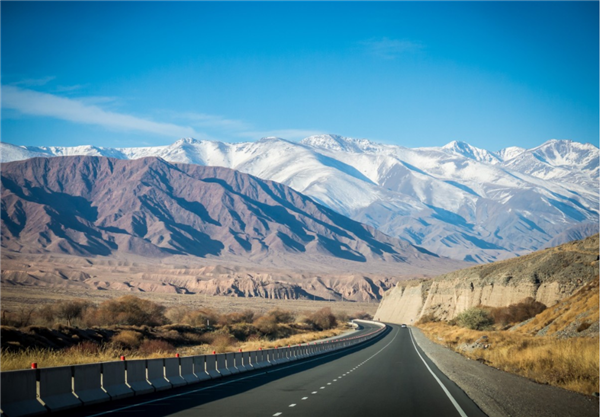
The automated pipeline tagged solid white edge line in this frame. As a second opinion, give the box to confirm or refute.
[408,328,468,417]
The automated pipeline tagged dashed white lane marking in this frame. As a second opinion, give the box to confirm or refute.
[311,391,317,394]
[273,413,282,416]
[408,328,468,417]
[289,404,296,407]
[302,397,308,400]
[320,386,326,389]
[333,379,338,381]
[327,383,331,385]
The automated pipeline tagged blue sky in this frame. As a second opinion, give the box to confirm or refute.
[2,1,598,151]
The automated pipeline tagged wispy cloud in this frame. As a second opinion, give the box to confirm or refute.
[10,76,57,87]
[174,112,251,131]
[360,37,423,59]
[2,86,200,138]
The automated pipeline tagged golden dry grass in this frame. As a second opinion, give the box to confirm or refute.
[418,322,599,396]
[515,278,599,337]
[0,326,349,371]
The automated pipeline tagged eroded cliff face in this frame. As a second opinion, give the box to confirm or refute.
[375,234,600,324]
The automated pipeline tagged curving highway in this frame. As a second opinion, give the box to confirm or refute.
[57,323,487,417]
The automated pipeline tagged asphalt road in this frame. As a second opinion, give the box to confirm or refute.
[58,324,487,417]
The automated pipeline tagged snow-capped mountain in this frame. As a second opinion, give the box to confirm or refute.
[2,135,598,263]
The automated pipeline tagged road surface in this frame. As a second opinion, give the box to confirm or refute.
[58,323,487,417]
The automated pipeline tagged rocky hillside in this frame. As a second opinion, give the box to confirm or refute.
[375,234,599,323]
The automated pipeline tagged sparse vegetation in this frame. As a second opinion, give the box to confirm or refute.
[416,284,600,396]
[417,321,599,396]
[455,307,494,330]
[0,295,354,370]
[486,297,547,327]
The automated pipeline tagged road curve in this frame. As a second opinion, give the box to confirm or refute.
[57,324,487,417]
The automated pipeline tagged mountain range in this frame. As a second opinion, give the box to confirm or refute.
[2,135,598,263]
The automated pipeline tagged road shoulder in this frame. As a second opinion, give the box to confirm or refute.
[410,327,599,417]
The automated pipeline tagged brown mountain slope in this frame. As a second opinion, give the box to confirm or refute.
[1,156,466,300]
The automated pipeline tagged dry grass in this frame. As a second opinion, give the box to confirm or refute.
[418,322,599,396]
[515,278,599,337]
[0,326,349,371]
[0,344,174,371]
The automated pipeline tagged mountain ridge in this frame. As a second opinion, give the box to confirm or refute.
[2,135,597,263]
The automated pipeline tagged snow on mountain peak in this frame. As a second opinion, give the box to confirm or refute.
[442,140,501,164]
[496,146,526,161]
[300,134,384,154]
[1,135,597,264]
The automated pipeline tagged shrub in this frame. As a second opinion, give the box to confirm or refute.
[488,298,547,325]
[85,296,167,327]
[456,308,494,330]
[351,311,373,320]
[417,313,439,324]
[184,308,220,328]
[265,308,295,324]
[219,310,256,326]
[165,306,191,324]
[304,308,337,331]
[138,339,175,355]
[254,315,279,336]
[54,300,92,326]
[111,330,144,350]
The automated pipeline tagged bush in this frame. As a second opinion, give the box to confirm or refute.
[184,308,220,328]
[138,339,175,355]
[111,330,143,350]
[456,308,494,330]
[85,296,167,327]
[488,298,547,325]
[304,308,337,331]
[265,308,295,324]
[219,310,256,326]
[54,300,92,326]
[254,315,279,336]
[350,311,373,320]
[417,313,439,324]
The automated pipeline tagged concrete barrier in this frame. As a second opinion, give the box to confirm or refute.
[125,360,154,396]
[241,352,253,372]
[233,352,249,373]
[266,349,278,365]
[224,353,239,374]
[0,369,47,417]
[146,359,171,391]
[72,363,110,405]
[164,358,186,388]
[180,357,199,385]
[193,355,211,382]
[205,355,221,379]
[216,354,231,377]
[101,361,133,400]
[38,366,82,412]
[249,351,262,369]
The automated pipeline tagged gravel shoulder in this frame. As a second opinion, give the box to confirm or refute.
[411,327,599,417]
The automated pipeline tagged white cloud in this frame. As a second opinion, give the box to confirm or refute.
[2,86,199,138]
[11,76,56,87]
[174,112,251,131]
[361,37,423,59]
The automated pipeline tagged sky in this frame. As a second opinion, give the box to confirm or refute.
[1,1,598,151]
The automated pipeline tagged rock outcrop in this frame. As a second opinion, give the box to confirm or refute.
[375,234,600,324]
